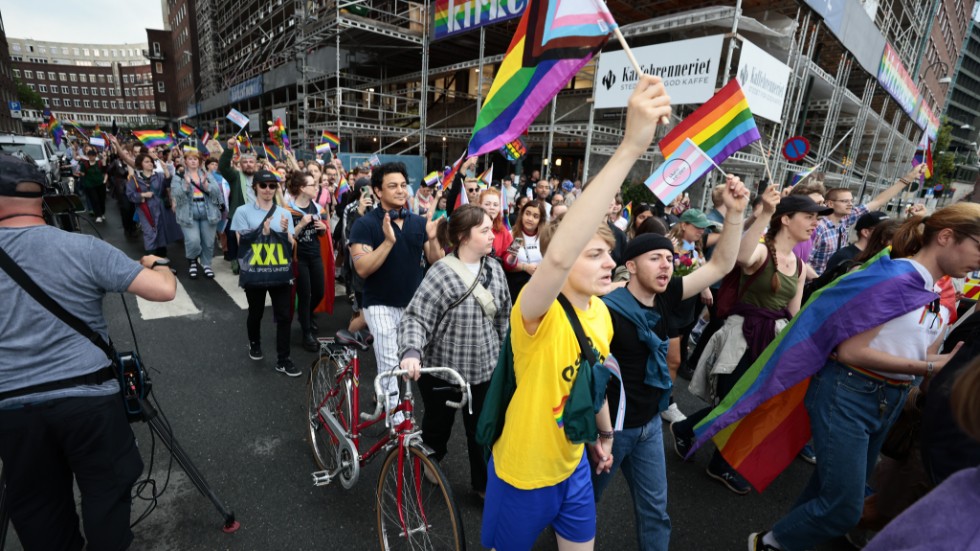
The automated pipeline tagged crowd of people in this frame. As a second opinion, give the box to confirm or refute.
[1,74,979,551]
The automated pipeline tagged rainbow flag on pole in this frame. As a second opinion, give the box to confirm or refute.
[132,129,172,148]
[334,176,350,202]
[48,114,65,146]
[645,138,714,205]
[321,130,340,148]
[467,0,617,157]
[178,123,194,138]
[691,251,937,492]
[660,79,761,166]
[912,139,934,181]
[621,201,631,223]
[441,150,467,191]
[263,144,279,162]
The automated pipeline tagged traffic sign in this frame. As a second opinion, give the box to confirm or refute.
[8,101,22,119]
[782,136,810,162]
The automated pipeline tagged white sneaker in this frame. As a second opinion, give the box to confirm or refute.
[95,216,104,223]
[660,402,687,423]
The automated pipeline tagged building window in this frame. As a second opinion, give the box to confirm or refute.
[155,62,163,74]
[73,99,80,107]
[53,98,61,107]
[59,73,66,81]
[24,70,33,79]
[39,84,47,92]
[157,82,165,92]
[110,101,117,109]
[62,47,69,55]
[80,74,88,83]
[70,73,77,82]
[47,72,54,80]
[152,42,161,56]
[126,101,132,110]
[73,48,79,55]
[83,100,91,108]
[98,75,105,83]
[27,83,34,91]
[108,89,115,96]
[39,47,46,54]
[61,86,68,94]
[83,49,90,56]
[82,87,89,95]
[102,101,108,109]
[102,49,108,57]
[107,75,114,84]
[71,86,79,95]
[160,101,167,113]
[12,69,19,78]
[11,43,20,52]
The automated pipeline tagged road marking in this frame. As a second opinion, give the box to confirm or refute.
[136,277,201,320]
[211,259,270,309]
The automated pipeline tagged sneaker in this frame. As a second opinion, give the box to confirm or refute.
[669,422,693,461]
[798,443,817,465]
[422,460,440,485]
[660,402,687,423]
[248,341,263,360]
[275,358,302,377]
[747,531,781,551]
[707,455,751,495]
[95,216,105,223]
[231,259,240,275]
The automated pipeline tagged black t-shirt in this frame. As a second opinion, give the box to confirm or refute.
[825,244,860,275]
[607,277,684,428]
[348,207,428,308]
[291,202,322,259]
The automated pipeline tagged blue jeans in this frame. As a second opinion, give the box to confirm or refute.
[183,202,217,267]
[771,361,909,551]
[592,415,670,551]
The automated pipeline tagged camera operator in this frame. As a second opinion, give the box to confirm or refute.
[0,154,177,550]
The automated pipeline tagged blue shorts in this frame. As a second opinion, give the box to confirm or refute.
[481,451,595,550]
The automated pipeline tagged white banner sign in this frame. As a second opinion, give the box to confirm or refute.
[735,39,791,123]
[594,35,723,109]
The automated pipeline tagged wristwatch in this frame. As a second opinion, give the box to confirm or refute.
[150,258,171,269]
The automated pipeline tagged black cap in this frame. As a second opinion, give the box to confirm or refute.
[252,169,279,184]
[0,153,46,198]
[774,195,833,217]
[624,233,675,261]
[354,177,371,190]
[855,211,889,233]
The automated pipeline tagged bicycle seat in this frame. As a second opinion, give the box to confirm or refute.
[335,329,372,351]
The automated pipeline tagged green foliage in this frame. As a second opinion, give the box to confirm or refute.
[15,79,44,110]
[930,120,955,190]
[620,179,659,208]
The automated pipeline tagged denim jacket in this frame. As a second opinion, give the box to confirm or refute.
[170,168,223,226]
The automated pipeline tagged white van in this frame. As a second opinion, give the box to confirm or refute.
[0,135,62,186]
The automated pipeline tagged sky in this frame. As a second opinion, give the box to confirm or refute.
[1,0,164,44]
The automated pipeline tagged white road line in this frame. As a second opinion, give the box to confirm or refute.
[136,277,201,320]
[211,259,269,309]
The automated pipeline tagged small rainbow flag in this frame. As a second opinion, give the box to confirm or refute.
[132,129,172,149]
[48,114,65,146]
[65,119,89,138]
[263,144,279,162]
[441,150,467,191]
[621,201,632,223]
[660,79,761,167]
[213,121,220,142]
[467,0,617,157]
[321,130,340,148]
[272,117,290,151]
[691,251,937,492]
[477,164,494,189]
[269,167,285,182]
[335,176,350,202]
[178,123,194,138]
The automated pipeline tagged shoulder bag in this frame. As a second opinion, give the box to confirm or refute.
[237,206,294,288]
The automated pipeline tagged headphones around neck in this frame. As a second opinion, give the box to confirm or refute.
[387,207,410,220]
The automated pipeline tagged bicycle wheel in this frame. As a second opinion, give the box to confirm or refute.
[376,444,465,551]
[307,352,352,473]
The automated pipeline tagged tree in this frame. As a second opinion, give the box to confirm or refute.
[14,79,44,111]
[930,120,955,191]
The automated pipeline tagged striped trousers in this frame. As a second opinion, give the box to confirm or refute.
[363,305,405,421]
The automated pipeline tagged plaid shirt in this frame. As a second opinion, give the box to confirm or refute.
[398,257,511,385]
[808,204,868,275]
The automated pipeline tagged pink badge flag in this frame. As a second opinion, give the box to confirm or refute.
[645,138,714,206]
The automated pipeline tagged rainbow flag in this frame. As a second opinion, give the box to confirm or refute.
[239,133,254,154]
[477,164,494,189]
[263,144,279,162]
[272,117,290,151]
[335,176,350,202]
[48,115,65,146]
[213,121,220,142]
[269,167,285,182]
[691,251,937,492]
[65,119,89,138]
[132,129,172,149]
[178,123,194,138]
[441,150,467,191]
[321,130,340,148]
[660,79,761,166]
[467,0,617,157]
[912,139,934,181]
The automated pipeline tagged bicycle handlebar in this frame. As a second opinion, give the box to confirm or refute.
[364,368,473,423]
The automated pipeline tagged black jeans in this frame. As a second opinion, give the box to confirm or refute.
[0,393,144,551]
[225,222,238,261]
[295,254,325,333]
[245,285,292,360]
[83,185,107,217]
[417,374,490,492]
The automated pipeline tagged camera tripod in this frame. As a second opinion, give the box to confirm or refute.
[0,396,239,550]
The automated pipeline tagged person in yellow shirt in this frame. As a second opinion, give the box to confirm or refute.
[481,75,673,551]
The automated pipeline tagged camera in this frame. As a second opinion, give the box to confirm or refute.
[115,351,151,422]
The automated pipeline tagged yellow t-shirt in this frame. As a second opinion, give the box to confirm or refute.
[491,292,613,489]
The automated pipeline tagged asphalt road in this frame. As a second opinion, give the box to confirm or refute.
[3,200,858,551]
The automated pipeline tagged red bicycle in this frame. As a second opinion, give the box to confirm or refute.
[308,330,469,550]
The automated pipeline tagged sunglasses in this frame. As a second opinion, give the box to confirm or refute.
[466,187,478,193]
[256,182,277,190]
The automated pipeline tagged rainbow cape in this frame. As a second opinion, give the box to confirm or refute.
[48,115,65,146]
[132,129,172,149]
[321,130,340,148]
[467,0,617,157]
[691,251,937,492]
[660,79,760,166]
[179,123,194,138]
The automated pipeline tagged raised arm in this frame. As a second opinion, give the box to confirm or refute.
[866,164,924,211]
[737,185,780,273]
[519,75,671,324]
[681,176,749,299]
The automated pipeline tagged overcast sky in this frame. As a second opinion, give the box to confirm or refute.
[1,0,165,44]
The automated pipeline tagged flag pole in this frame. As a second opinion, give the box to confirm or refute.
[687,139,729,180]
[612,28,671,127]
[755,140,776,187]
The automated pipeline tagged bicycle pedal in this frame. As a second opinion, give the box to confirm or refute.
[312,470,333,487]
